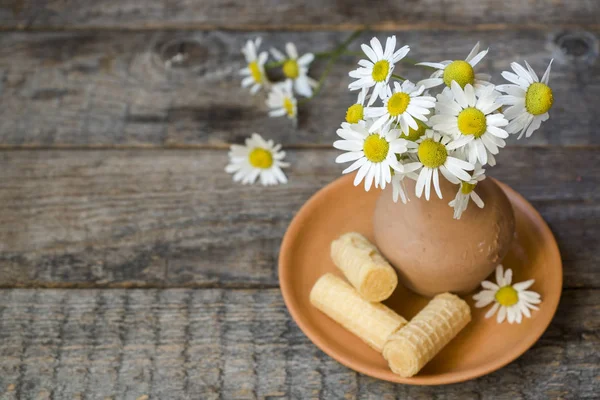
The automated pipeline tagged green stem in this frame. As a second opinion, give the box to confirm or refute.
[265,60,285,69]
[392,73,406,81]
[299,29,364,104]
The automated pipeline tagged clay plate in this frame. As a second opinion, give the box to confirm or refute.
[279,175,562,385]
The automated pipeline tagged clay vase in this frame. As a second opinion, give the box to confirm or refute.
[373,177,515,297]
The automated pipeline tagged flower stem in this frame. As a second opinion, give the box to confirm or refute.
[392,73,406,81]
[299,29,364,104]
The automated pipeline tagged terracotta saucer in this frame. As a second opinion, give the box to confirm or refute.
[279,175,562,385]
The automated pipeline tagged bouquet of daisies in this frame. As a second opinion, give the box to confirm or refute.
[334,36,554,219]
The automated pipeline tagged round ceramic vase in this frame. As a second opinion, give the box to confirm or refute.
[373,177,516,297]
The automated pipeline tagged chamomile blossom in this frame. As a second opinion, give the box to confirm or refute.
[334,120,408,191]
[345,87,368,124]
[417,42,491,90]
[240,37,268,94]
[406,130,475,200]
[270,42,317,97]
[364,80,436,134]
[267,80,297,121]
[225,133,289,186]
[349,36,410,105]
[473,265,542,324]
[497,60,554,139]
[430,82,508,166]
[448,165,486,219]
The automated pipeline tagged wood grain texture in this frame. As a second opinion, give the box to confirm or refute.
[0,147,597,289]
[1,0,599,30]
[0,288,598,399]
[0,30,598,148]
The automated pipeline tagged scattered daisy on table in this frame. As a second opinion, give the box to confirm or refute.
[405,130,474,201]
[348,36,410,105]
[417,42,491,90]
[240,37,269,94]
[225,133,289,186]
[334,120,409,191]
[267,80,298,121]
[448,165,486,219]
[497,60,554,139]
[430,81,509,166]
[473,265,542,324]
[270,42,317,97]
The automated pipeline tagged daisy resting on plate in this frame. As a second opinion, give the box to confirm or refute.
[348,36,410,105]
[334,120,408,191]
[364,80,436,134]
[430,81,508,166]
[473,265,542,324]
[240,37,269,94]
[497,60,554,139]
[417,42,491,90]
[225,133,289,186]
[345,87,369,124]
[271,42,317,97]
[267,80,297,121]
[405,130,474,200]
[448,165,486,219]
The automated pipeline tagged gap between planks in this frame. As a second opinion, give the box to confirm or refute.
[2,22,600,33]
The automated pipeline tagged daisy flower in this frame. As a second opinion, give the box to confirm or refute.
[430,82,509,166]
[334,120,408,191]
[496,60,554,139]
[240,37,268,94]
[473,265,542,324]
[406,130,474,200]
[270,42,317,97]
[417,42,491,90]
[225,133,289,186]
[391,169,419,204]
[348,36,410,105]
[448,165,486,219]
[345,87,368,124]
[364,80,436,134]
[267,80,297,121]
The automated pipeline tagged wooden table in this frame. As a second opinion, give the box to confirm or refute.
[0,1,598,399]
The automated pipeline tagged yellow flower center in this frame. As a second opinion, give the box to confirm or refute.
[418,138,447,168]
[372,60,390,82]
[525,82,554,115]
[283,59,299,79]
[249,61,263,83]
[443,60,475,88]
[363,134,389,163]
[457,107,487,138]
[248,148,273,169]
[461,181,476,194]
[387,92,411,117]
[400,121,426,141]
[283,97,295,117]
[345,104,364,124]
[495,286,519,307]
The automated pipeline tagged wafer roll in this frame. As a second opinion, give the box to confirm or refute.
[330,232,398,302]
[310,273,408,352]
[383,293,471,377]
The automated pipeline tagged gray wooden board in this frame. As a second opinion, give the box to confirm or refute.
[0,148,597,289]
[0,288,597,399]
[0,30,598,147]
[1,0,599,30]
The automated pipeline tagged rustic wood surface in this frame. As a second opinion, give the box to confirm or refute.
[0,0,599,398]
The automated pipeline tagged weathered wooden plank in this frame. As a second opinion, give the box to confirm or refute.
[0,148,598,289]
[0,30,598,147]
[0,288,598,399]
[1,0,599,30]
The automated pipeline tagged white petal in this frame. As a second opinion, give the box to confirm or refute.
[485,302,500,319]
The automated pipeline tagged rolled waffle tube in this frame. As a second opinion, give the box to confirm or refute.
[310,273,408,352]
[383,293,471,377]
[330,232,398,302]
